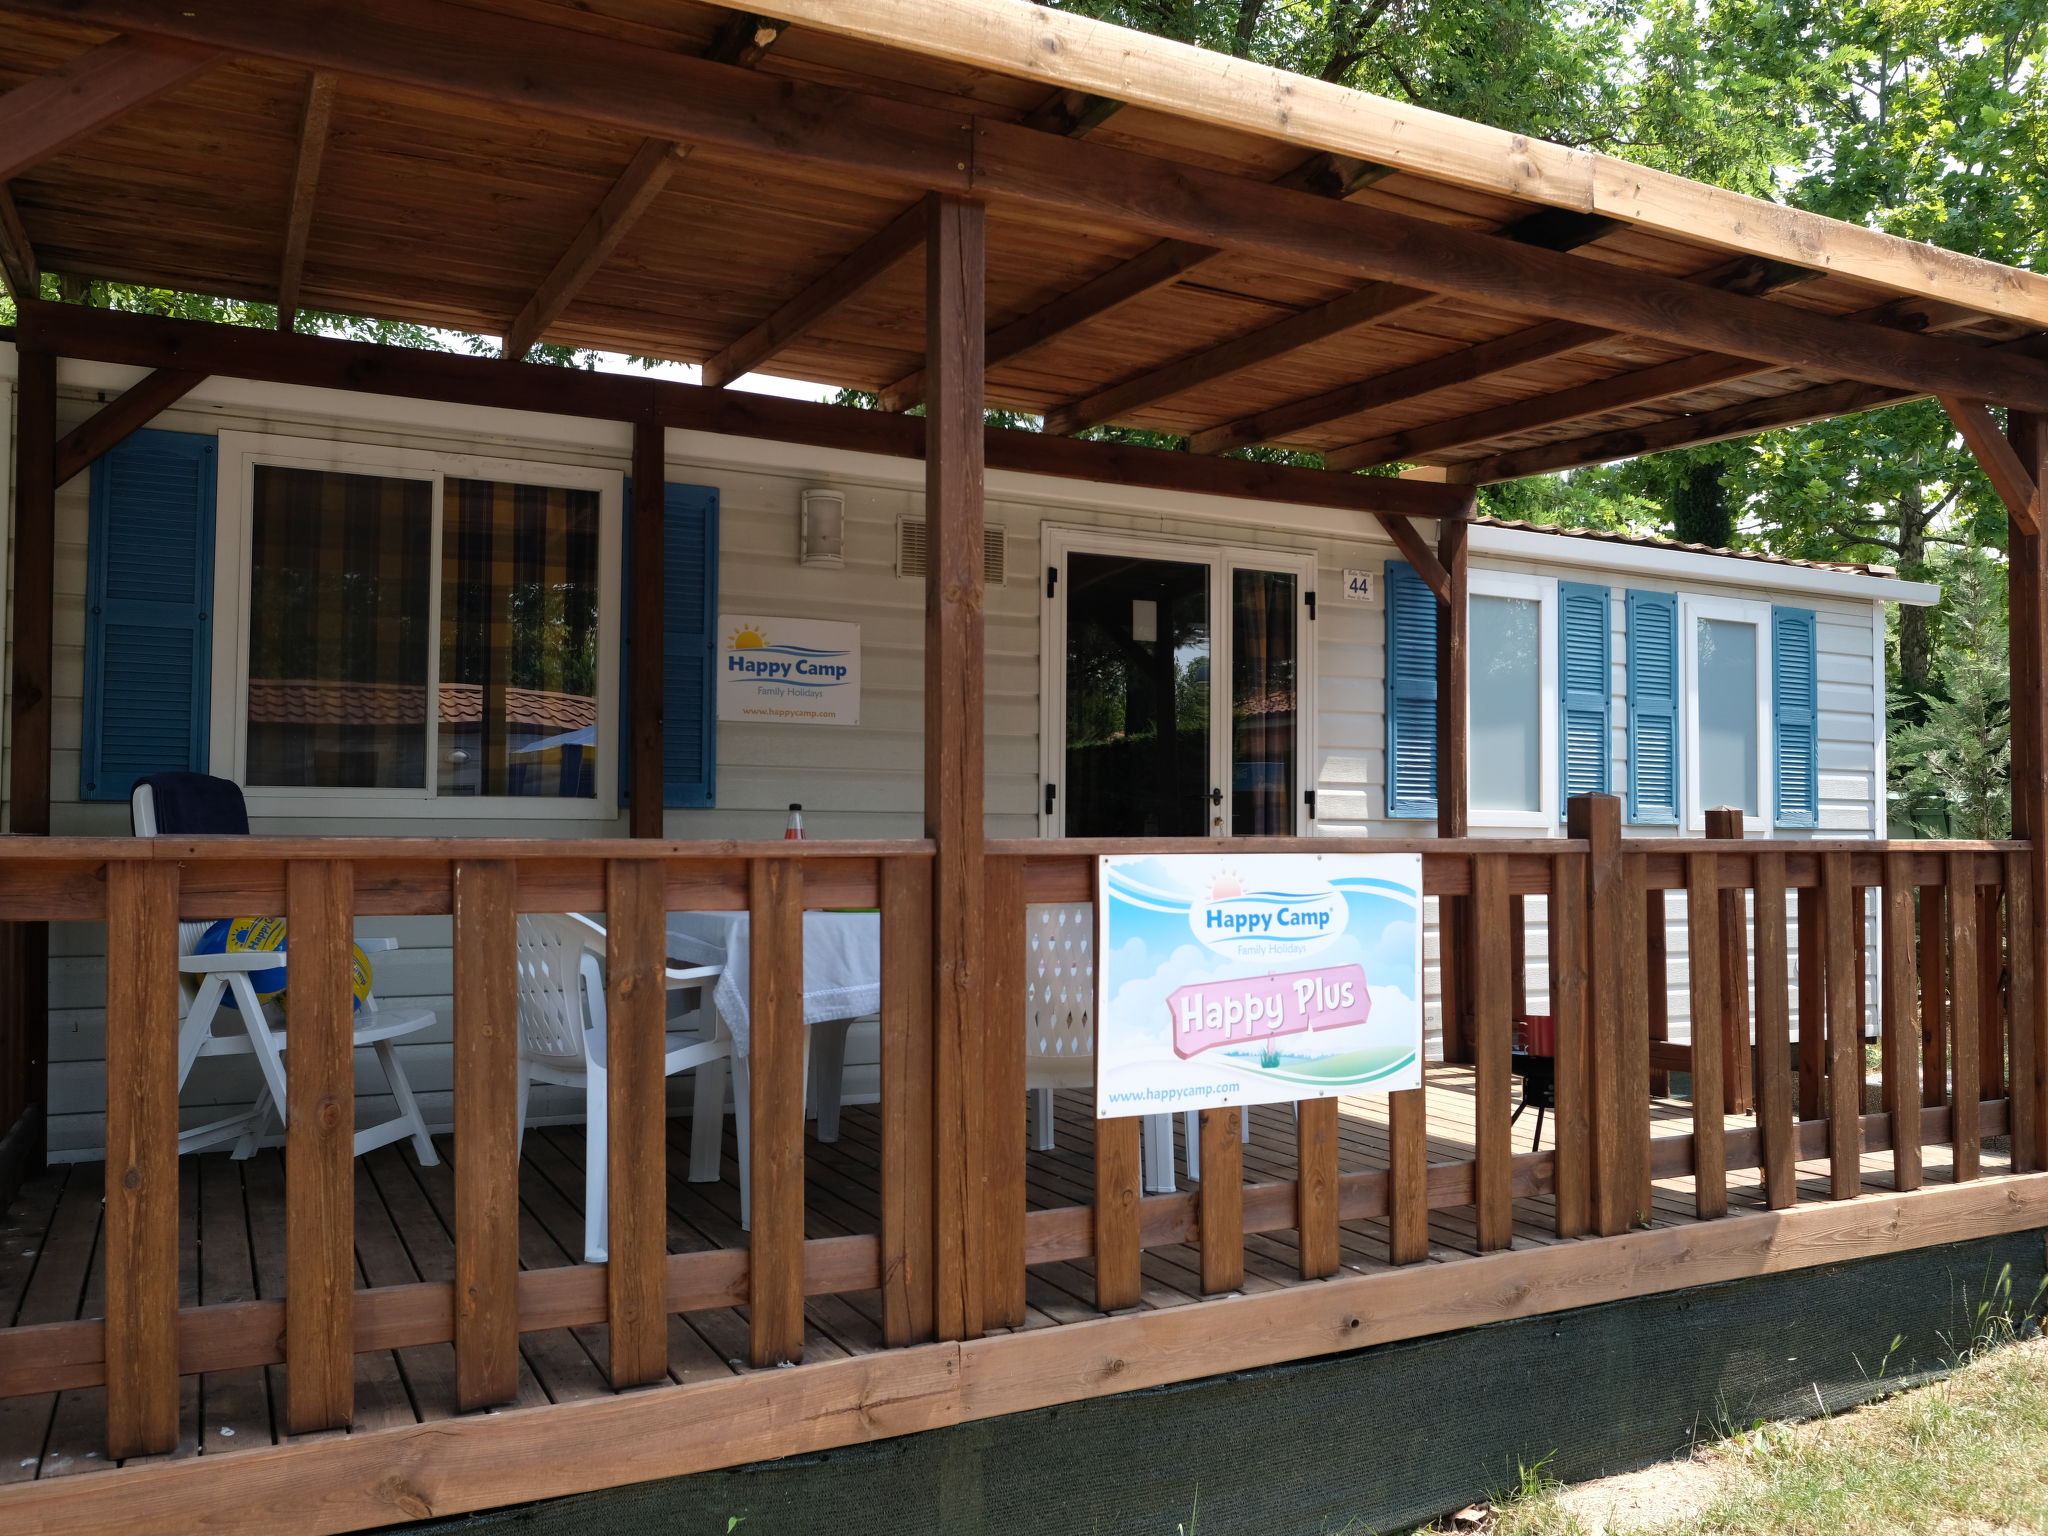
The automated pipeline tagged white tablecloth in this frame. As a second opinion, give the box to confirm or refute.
[667,910,882,1056]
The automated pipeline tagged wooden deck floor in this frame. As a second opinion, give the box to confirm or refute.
[0,1065,2007,1482]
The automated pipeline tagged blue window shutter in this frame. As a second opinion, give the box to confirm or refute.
[620,480,719,809]
[1383,560,1438,819]
[81,428,216,802]
[1558,582,1611,816]
[1772,606,1819,827]
[1625,589,1679,824]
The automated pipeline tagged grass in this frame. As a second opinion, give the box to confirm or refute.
[1477,1326,2048,1535]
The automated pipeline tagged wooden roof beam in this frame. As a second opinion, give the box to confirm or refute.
[275,72,336,333]
[0,184,37,303]
[701,199,926,389]
[1045,210,1621,438]
[877,151,1393,413]
[1943,396,2040,535]
[500,138,692,360]
[28,0,2048,414]
[1336,293,1983,471]
[0,32,217,182]
[16,301,1472,522]
[53,367,206,486]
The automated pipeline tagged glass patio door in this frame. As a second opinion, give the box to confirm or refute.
[1046,535,1311,838]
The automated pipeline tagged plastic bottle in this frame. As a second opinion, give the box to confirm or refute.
[785,803,806,840]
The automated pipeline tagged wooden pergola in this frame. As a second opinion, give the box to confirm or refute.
[1,4,2047,1529]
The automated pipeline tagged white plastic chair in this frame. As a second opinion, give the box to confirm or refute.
[513,914,728,1261]
[133,780,441,1166]
[1025,902,1181,1194]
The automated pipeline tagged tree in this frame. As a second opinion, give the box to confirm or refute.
[1889,547,2010,838]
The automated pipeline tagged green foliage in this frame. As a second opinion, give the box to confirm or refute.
[1889,549,2010,838]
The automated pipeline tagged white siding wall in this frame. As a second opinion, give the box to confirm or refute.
[2,354,1912,1158]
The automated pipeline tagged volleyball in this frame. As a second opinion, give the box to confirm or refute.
[194,917,374,1012]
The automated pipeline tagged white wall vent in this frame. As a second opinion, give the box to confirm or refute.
[896,518,1007,586]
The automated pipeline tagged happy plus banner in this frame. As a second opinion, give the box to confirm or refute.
[1095,852,1424,1118]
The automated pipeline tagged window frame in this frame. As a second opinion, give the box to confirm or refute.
[1680,592,1774,833]
[1466,568,1559,830]
[210,431,622,820]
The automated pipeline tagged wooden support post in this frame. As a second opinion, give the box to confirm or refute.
[1550,849,1591,1237]
[452,859,519,1410]
[1949,854,1982,1183]
[878,857,936,1345]
[1704,807,1752,1114]
[2008,410,2048,1172]
[628,419,665,838]
[747,858,806,1366]
[102,860,180,1457]
[1295,1097,1340,1279]
[1471,855,1513,1250]
[1753,851,1797,1208]
[1435,510,1471,1063]
[1197,1107,1244,1292]
[1822,853,1863,1199]
[1685,851,1727,1218]
[1880,851,1923,1192]
[605,858,670,1384]
[924,192,991,1341]
[284,859,355,1432]
[980,856,1027,1328]
[1572,794,1644,1233]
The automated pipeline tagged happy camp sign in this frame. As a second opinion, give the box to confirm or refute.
[1094,852,1424,1118]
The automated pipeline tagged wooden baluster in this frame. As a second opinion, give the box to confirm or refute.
[1796,875,1827,1123]
[1948,854,1982,1183]
[1979,882,2006,1103]
[1880,851,1922,1192]
[605,858,670,1385]
[1752,853,1797,1208]
[980,855,1027,1328]
[1549,852,1590,1238]
[2007,849,2044,1173]
[1704,808,1751,1114]
[1645,888,1669,1097]
[1622,852,1654,1222]
[879,858,936,1346]
[1821,853,1863,1199]
[1472,856,1513,1250]
[1296,1097,1340,1280]
[285,858,356,1432]
[1197,1106,1244,1293]
[1571,795,1638,1235]
[1508,894,1528,1020]
[1387,1084,1429,1264]
[103,859,180,1457]
[748,858,806,1365]
[1685,852,1726,1219]
[453,858,519,1409]
[1919,883,1948,1108]
[1093,1117,1144,1310]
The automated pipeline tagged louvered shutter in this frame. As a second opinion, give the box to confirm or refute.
[1383,560,1438,819]
[1625,589,1680,824]
[620,481,720,809]
[1557,582,1611,816]
[1772,606,1819,827]
[81,429,217,802]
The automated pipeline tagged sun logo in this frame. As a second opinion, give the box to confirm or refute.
[1209,871,1243,900]
[728,625,768,650]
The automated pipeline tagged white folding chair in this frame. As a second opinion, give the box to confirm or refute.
[513,914,729,1260]
[134,778,441,1166]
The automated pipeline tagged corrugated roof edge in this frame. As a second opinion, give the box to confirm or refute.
[1475,516,1894,576]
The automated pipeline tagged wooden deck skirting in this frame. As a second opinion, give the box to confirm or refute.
[2,1171,2044,1536]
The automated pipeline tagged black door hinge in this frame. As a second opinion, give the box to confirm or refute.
[1044,782,1058,818]
[1047,565,1059,599]
[1305,589,1317,620]
[1305,789,1317,819]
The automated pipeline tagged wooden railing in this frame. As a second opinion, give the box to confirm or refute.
[0,811,2039,1463]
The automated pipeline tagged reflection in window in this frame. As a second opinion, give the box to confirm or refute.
[1469,594,1541,812]
[1232,568,1296,834]
[1696,617,1758,815]
[246,465,432,788]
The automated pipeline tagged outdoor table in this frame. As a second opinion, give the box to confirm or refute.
[667,909,881,1141]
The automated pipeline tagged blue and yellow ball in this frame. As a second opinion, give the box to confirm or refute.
[194,917,374,1012]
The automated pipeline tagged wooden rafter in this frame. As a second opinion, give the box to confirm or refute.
[52,367,206,486]
[701,199,927,389]
[17,301,1471,521]
[1943,396,2041,535]
[877,152,1392,413]
[17,0,2048,412]
[1198,255,1806,458]
[0,183,37,303]
[0,33,217,182]
[1334,293,1979,472]
[500,139,692,360]
[1019,87,1122,137]
[275,72,336,332]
